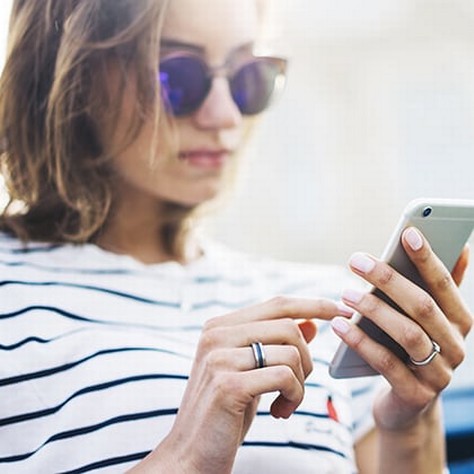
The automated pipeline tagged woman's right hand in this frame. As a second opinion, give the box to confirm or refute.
[132,297,346,474]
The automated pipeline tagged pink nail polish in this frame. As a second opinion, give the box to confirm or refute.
[342,288,364,305]
[349,253,376,273]
[405,227,423,251]
[336,302,354,317]
[331,317,351,335]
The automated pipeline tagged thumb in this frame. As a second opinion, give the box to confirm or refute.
[452,245,470,286]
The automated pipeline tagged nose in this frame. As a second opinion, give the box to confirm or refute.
[192,77,243,129]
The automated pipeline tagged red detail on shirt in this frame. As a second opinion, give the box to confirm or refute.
[327,395,339,422]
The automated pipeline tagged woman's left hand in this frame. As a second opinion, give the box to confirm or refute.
[333,227,473,430]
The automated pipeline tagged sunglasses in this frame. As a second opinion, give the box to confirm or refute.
[159,53,287,117]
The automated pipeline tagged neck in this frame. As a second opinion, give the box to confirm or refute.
[95,194,199,265]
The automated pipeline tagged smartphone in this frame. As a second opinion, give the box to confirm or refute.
[329,198,474,379]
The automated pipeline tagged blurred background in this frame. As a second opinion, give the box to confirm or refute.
[0,1,473,389]
[208,0,474,390]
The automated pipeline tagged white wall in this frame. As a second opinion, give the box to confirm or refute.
[1,0,473,387]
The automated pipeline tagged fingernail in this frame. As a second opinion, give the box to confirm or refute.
[342,288,364,304]
[405,227,423,251]
[349,253,376,273]
[331,317,351,335]
[336,302,354,317]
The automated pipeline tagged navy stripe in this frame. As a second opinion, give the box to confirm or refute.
[0,305,106,323]
[292,410,330,420]
[0,347,190,386]
[0,281,258,310]
[192,298,257,311]
[59,452,150,474]
[0,280,179,306]
[0,259,134,275]
[352,382,379,398]
[305,382,325,390]
[0,409,177,463]
[0,336,53,350]
[13,442,348,472]
[305,383,350,401]
[61,442,348,473]
[0,329,90,350]
[0,260,258,285]
[256,410,350,430]
[193,275,252,285]
[241,441,347,459]
[60,441,349,474]
[0,374,187,427]
[256,409,329,420]
[0,305,205,333]
[312,356,330,367]
[0,244,62,254]
[1,412,349,465]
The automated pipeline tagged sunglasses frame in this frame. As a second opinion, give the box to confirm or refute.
[158,51,288,116]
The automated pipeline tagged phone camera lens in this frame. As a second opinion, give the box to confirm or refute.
[422,207,432,218]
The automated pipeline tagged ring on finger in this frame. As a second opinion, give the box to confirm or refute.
[409,340,441,367]
[250,341,267,369]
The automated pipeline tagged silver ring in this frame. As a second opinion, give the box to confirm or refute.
[409,340,441,367]
[250,341,267,369]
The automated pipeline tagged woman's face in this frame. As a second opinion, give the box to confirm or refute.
[109,0,260,210]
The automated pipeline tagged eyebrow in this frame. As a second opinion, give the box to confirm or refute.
[160,39,205,53]
[160,39,255,56]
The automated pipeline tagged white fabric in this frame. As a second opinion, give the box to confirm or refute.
[0,233,384,473]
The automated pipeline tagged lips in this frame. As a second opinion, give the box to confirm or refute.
[178,149,229,169]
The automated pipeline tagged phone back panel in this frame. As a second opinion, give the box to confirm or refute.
[329,199,474,378]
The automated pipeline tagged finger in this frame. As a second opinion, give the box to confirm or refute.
[345,251,467,367]
[240,365,305,419]
[341,289,449,364]
[331,317,451,401]
[401,228,473,336]
[205,297,348,329]
[347,252,453,342]
[209,319,314,377]
[249,345,305,384]
[204,346,306,386]
[451,245,470,286]
[342,287,464,369]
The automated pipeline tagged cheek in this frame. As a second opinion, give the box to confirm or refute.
[110,103,174,181]
[113,126,165,181]
[100,68,164,163]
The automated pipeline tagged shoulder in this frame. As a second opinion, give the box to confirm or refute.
[0,232,139,274]
[0,232,66,272]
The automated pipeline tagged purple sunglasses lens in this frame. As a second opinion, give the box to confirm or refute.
[231,60,280,116]
[159,56,284,116]
[159,56,210,116]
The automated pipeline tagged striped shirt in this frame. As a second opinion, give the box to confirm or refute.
[0,233,383,473]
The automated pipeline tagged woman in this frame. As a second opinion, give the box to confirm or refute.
[0,0,471,472]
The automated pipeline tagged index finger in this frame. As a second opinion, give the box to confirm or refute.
[206,297,349,329]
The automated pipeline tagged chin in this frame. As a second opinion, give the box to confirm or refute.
[165,184,223,208]
[182,190,222,207]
